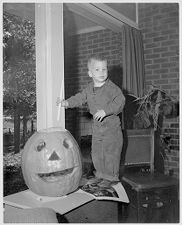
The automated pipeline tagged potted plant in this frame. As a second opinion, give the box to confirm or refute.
[122,85,179,174]
[131,85,179,130]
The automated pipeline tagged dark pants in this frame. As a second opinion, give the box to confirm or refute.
[92,125,123,181]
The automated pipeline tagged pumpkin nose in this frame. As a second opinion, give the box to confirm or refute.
[48,151,60,161]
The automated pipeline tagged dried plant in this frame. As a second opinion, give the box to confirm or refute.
[131,85,177,130]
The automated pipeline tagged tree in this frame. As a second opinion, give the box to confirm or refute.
[3,11,36,153]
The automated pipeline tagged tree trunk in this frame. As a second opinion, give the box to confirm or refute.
[31,119,34,133]
[22,114,28,146]
[14,105,20,153]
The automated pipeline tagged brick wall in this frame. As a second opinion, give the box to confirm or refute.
[64,29,123,140]
[64,3,179,177]
[138,3,179,177]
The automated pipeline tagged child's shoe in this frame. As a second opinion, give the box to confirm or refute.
[98,179,119,188]
[86,177,103,185]
[97,179,112,188]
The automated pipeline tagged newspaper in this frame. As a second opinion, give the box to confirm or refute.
[79,181,129,203]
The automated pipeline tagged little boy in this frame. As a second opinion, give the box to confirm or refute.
[57,54,125,187]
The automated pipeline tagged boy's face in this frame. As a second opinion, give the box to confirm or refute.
[88,59,108,86]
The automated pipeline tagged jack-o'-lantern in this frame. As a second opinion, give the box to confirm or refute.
[21,127,82,197]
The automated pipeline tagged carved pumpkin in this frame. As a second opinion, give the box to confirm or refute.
[21,127,82,197]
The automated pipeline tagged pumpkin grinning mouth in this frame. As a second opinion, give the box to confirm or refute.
[38,167,74,179]
[37,167,76,182]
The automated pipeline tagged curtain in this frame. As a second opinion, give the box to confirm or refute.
[122,25,145,98]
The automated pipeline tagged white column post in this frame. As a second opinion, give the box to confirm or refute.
[35,3,65,131]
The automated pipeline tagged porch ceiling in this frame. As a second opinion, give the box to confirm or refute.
[3,2,138,34]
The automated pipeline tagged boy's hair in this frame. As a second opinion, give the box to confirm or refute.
[87,54,107,70]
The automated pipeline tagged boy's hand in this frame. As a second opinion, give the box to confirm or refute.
[56,98,69,107]
[93,110,106,122]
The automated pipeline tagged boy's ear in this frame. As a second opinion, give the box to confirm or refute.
[88,70,92,78]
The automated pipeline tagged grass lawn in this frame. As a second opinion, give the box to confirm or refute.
[3,150,28,196]
[4,167,28,196]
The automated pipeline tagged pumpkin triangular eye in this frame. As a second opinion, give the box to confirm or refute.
[48,151,60,161]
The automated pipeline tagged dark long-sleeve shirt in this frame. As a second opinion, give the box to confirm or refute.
[67,79,125,133]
